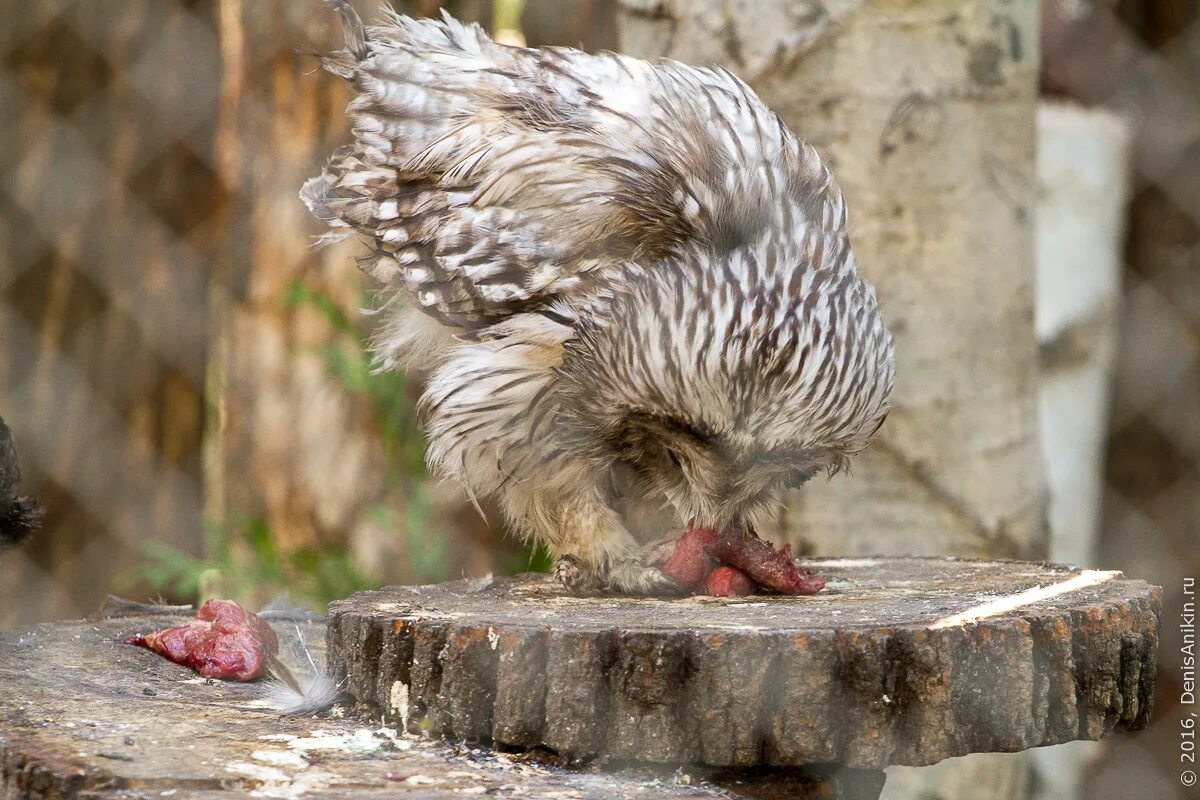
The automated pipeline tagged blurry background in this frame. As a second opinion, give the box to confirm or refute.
[0,0,1196,798]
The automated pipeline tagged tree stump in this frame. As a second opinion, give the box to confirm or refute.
[1,612,781,799]
[327,557,1160,796]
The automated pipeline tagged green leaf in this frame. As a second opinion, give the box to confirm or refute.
[283,280,359,338]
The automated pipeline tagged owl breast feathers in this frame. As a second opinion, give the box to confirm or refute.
[303,5,895,595]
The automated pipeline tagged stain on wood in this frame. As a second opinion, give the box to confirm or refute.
[327,558,1161,770]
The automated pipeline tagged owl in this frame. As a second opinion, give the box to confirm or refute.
[303,5,895,595]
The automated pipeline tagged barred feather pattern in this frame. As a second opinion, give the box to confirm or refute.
[304,8,895,593]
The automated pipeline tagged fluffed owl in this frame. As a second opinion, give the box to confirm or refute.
[303,4,895,595]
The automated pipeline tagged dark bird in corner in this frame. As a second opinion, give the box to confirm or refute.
[0,416,43,553]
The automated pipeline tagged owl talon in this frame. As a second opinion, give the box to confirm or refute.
[604,559,685,597]
[553,555,582,589]
[554,554,682,597]
[554,555,602,594]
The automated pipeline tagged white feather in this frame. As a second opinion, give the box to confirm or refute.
[258,603,347,717]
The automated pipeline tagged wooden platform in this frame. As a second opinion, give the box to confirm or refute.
[327,557,1161,769]
[0,610,883,799]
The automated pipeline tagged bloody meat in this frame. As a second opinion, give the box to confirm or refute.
[703,565,758,596]
[708,530,825,595]
[126,599,279,681]
[661,525,826,596]
[660,526,718,590]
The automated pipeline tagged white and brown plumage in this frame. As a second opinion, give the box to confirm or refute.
[303,5,895,594]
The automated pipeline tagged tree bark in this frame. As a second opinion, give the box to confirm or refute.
[210,1,504,590]
[617,1,1045,797]
[211,0,379,555]
[327,561,1159,768]
[1034,103,1131,570]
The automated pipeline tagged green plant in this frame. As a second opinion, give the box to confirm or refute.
[283,281,427,488]
[283,280,551,580]
[133,279,551,606]
[127,513,373,609]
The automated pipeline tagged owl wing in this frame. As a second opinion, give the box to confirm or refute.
[303,6,846,329]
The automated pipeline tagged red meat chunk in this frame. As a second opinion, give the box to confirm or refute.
[660,526,718,590]
[709,533,826,596]
[703,565,757,596]
[661,524,826,596]
[126,599,278,681]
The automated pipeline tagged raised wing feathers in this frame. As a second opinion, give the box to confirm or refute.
[303,8,847,328]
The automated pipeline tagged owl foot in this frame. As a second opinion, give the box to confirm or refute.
[553,555,591,592]
[605,558,684,596]
[553,554,683,597]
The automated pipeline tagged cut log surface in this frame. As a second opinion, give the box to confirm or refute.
[327,557,1161,769]
[0,613,816,799]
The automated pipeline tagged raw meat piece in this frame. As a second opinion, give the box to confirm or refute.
[660,525,826,596]
[660,527,718,590]
[126,599,279,681]
[709,532,826,595]
[703,566,757,596]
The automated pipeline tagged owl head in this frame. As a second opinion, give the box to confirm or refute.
[557,240,894,530]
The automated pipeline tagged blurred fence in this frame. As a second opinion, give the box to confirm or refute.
[0,2,1198,796]
[0,0,525,625]
[0,0,624,626]
[1,0,217,622]
[1039,1,1199,797]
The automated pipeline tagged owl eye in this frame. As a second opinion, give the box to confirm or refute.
[666,448,682,468]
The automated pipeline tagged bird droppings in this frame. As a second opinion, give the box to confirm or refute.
[283,728,407,755]
[252,749,309,769]
[225,760,342,800]
[226,762,292,784]
[403,774,440,785]
[390,680,410,730]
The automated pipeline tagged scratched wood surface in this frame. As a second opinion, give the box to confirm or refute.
[328,557,1161,770]
[0,610,889,799]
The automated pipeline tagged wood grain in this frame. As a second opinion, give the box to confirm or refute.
[327,558,1161,769]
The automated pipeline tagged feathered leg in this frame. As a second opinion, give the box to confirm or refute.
[421,314,677,595]
[500,478,678,595]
